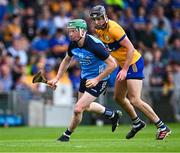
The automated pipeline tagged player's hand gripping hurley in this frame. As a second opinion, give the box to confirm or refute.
[32,71,57,90]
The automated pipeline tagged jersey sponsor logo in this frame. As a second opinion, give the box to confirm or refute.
[91,88,97,93]
[99,65,105,74]
[132,64,138,72]
[100,81,107,92]
[104,35,110,41]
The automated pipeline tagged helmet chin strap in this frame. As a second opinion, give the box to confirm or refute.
[76,29,86,43]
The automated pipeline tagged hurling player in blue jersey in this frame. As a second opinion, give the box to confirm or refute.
[48,19,122,142]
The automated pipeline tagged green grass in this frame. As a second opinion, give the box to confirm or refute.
[0,123,179,152]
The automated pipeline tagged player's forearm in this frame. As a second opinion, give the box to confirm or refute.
[120,37,135,71]
[56,57,71,80]
[122,47,134,71]
[96,56,117,82]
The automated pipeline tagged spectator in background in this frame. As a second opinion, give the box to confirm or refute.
[162,70,174,97]
[22,15,36,41]
[142,51,153,106]
[133,7,146,49]
[128,0,154,16]
[0,63,13,92]
[139,20,156,50]
[149,48,165,113]
[119,7,136,43]
[150,48,165,87]
[0,0,8,24]
[157,0,173,19]
[31,28,49,55]
[171,8,180,31]
[49,0,62,15]
[143,51,153,87]
[53,7,71,29]
[7,36,28,66]
[150,5,172,38]
[171,61,180,121]
[72,0,87,19]
[153,20,168,49]
[12,56,23,75]
[31,55,47,75]
[168,36,180,63]
[7,0,24,15]
[49,0,73,20]
[134,6,147,25]
[0,41,6,56]
[37,5,55,35]
[3,13,21,46]
[11,55,26,84]
[0,52,14,69]
[49,28,69,60]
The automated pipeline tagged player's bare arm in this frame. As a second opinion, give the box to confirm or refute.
[117,36,135,80]
[86,55,117,88]
[48,55,72,86]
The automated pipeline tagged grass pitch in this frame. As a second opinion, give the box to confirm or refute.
[0,123,179,152]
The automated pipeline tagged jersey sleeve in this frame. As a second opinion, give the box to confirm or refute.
[110,25,126,42]
[91,43,109,61]
[67,43,73,57]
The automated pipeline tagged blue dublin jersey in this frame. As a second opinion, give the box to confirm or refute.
[68,34,110,80]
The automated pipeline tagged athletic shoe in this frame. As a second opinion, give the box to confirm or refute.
[111,110,122,132]
[126,120,146,139]
[156,127,171,140]
[57,134,70,142]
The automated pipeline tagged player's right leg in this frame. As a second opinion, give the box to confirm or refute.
[86,102,122,132]
[114,79,146,139]
[85,79,122,132]
[57,91,97,142]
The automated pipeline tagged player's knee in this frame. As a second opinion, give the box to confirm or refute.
[85,106,91,112]
[74,105,83,114]
[129,97,140,107]
[114,95,125,104]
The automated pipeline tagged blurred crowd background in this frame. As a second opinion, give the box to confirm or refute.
[0,0,179,126]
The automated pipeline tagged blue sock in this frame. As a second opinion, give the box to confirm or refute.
[103,108,114,118]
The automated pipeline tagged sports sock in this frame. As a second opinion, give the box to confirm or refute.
[132,117,141,128]
[155,120,166,129]
[64,129,72,137]
[103,108,114,119]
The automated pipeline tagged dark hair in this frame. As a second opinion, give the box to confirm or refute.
[40,28,49,36]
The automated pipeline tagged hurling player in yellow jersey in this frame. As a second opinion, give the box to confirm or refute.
[90,5,171,140]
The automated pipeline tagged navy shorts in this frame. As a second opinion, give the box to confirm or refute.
[119,57,144,80]
[79,78,108,97]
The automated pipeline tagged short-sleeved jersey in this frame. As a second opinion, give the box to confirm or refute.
[68,34,109,80]
[95,20,141,67]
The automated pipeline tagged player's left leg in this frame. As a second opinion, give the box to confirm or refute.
[113,79,146,139]
[57,91,97,142]
[127,79,171,140]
